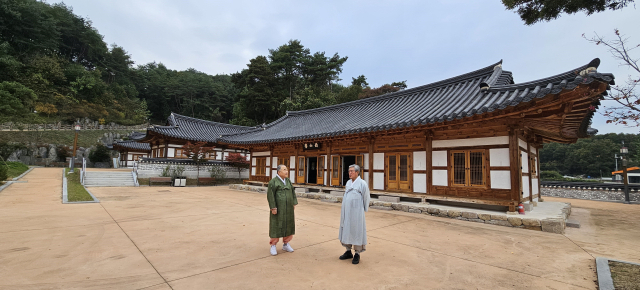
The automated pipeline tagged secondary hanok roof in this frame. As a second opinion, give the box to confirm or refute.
[142,113,255,143]
[112,140,151,152]
[220,58,614,145]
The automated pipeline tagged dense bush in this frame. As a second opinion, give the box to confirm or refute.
[89,144,110,163]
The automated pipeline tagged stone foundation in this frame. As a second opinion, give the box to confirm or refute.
[230,184,572,234]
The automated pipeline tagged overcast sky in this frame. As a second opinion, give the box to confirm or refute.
[53,0,639,134]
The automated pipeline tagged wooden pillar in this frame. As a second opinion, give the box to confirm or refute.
[163,140,169,158]
[426,131,433,195]
[326,142,332,186]
[125,150,128,167]
[508,128,521,212]
[536,145,543,201]
[268,147,273,179]
[527,142,533,203]
[249,148,254,181]
[294,144,299,184]
[368,138,374,189]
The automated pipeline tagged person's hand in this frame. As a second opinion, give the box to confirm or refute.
[294,205,296,210]
[271,208,277,215]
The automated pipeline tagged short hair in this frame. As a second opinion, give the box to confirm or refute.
[349,164,360,174]
[277,164,287,172]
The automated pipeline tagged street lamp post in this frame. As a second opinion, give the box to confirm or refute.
[70,124,81,174]
[620,141,630,204]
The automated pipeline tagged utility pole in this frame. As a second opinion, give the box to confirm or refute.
[620,141,630,204]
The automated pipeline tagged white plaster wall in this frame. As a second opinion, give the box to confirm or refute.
[127,153,133,160]
[522,151,529,173]
[290,156,295,169]
[324,172,328,185]
[413,173,426,193]
[522,176,530,197]
[518,139,527,149]
[223,152,229,160]
[432,170,448,186]
[532,178,539,195]
[272,170,277,177]
[489,148,510,167]
[433,136,508,148]
[167,148,175,158]
[363,153,369,169]
[322,155,327,169]
[253,151,271,157]
[432,151,447,167]
[251,167,256,175]
[266,157,270,166]
[364,171,369,185]
[272,157,278,167]
[373,153,384,170]
[251,157,256,166]
[373,172,384,190]
[491,170,511,189]
[413,151,426,171]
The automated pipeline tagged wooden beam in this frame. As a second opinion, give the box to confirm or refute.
[368,138,374,189]
[426,130,433,195]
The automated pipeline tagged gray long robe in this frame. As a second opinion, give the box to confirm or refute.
[338,176,370,246]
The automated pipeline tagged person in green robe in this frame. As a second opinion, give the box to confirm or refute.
[267,164,298,256]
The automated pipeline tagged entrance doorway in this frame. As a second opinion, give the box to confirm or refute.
[342,156,356,186]
[307,157,317,184]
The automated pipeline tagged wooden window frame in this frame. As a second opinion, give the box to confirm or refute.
[449,149,486,188]
[255,157,267,176]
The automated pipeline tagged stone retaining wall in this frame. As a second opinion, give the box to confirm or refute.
[542,187,639,202]
[229,184,571,234]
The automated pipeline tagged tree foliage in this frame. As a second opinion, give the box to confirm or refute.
[584,30,640,126]
[502,0,635,25]
[539,133,640,177]
[225,152,249,178]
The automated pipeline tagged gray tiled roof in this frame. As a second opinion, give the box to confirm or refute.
[220,58,614,145]
[112,140,151,152]
[147,113,255,142]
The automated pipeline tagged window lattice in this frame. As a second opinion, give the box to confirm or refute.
[388,155,397,181]
[400,155,408,181]
[469,151,483,185]
[453,152,466,185]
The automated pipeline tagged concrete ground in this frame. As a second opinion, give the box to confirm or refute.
[1,168,638,290]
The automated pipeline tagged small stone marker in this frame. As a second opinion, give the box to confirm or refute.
[566,219,581,228]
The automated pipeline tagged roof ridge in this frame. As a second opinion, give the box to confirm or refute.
[488,58,599,92]
[170,112,254,130]
[285,60,503,117]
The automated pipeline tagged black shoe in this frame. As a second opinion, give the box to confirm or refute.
[352,253,360,264]
[339,250,353,260]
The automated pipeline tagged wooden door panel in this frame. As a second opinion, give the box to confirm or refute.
[331,156,340,186]
[297,157,305,183]
[317,156,324,185]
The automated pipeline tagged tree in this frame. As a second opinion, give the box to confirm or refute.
[584,30,639,126]
[0,81,37,123]
[89,144,110,163]
[182,141,215,182]
[502,0,635,25]
[225,152,249,179]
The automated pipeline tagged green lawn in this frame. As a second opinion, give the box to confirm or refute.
[2,161,29,181]
[65,168,94,202]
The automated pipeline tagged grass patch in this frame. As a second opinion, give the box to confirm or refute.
[0,130,133,148]
[5,162,29,179]
[65,168,94,202]
[610,261,640,290]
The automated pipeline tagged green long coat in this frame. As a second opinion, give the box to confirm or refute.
[267,176,297,238]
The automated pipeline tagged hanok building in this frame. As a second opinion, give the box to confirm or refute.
[131,113,254,178]
[217,58,614,212]
[112,132,151,167]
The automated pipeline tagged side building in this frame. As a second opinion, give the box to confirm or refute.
[132,113,255,179]
[217,58,614,212]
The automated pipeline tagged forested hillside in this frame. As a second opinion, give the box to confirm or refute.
[539,133,640,178]
[0,0,405,127]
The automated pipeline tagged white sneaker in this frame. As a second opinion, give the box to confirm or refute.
[270,245,277,256]
[283,243,294,252]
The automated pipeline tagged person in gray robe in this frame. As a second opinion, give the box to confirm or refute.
[338,164,370,264]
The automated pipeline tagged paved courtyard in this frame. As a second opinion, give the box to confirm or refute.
[1,168,639,289]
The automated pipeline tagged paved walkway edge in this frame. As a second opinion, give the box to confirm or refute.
[0,167,36,193]
[597,257,640,290]
[62,168,100,204]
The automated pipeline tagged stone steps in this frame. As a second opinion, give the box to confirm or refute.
[84,171,135,187]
